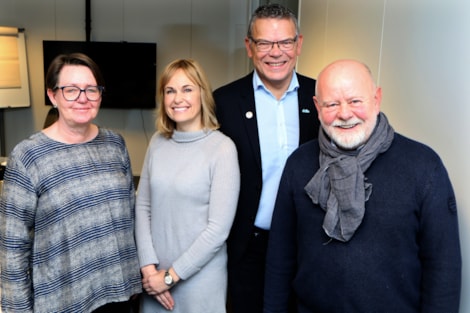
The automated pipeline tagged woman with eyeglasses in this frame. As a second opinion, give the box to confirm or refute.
[0,53,142,313]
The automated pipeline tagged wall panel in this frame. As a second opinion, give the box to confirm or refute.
[0,0,250,174]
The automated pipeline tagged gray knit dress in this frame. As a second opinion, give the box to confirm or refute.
[135,129,240,313]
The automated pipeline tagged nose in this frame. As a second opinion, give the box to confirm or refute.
[77,89,88,103]
[269,42,283,56]
[337,102,353,120]
[173,91,184,103]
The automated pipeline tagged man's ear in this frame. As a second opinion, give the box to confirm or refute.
[245,37,253,59]
[374,87,382,112]
[313,96,320,113]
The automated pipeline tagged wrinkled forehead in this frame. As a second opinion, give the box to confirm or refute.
[251,18,297,39]
[317,62,375,96]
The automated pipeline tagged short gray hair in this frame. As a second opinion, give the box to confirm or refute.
[247,3,299,38]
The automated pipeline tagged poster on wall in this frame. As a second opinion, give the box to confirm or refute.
[0,26,30,108]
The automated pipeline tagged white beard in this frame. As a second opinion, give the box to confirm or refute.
[324,115,377,150]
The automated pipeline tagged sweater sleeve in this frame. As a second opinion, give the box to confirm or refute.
[135,135,160,267]
[0,151,36,312]
[172,137,240,280]
[418,159,461,312]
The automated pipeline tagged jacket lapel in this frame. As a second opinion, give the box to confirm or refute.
[239,74,262,170]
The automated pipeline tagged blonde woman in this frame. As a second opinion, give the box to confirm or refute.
[135,59,240,313]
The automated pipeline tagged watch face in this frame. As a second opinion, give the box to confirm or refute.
[164,272,173,285]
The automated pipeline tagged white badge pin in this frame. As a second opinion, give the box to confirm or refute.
[245,111,254,119]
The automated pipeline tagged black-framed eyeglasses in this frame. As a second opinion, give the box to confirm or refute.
[249,36,298,52]
[55,86,104,101]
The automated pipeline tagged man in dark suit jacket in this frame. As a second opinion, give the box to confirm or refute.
[213,4,320,313]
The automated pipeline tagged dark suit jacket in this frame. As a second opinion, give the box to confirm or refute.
[213,71,320,267]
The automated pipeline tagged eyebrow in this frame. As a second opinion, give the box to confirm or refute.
[165,84,195,90]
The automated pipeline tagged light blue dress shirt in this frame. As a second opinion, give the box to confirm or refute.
[253,71,300,230]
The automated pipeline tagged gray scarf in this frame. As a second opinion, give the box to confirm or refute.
[304,112,395,242]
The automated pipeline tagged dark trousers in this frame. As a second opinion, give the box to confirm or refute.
[228,228,269,313]
[92,297,140,313]
[92,301,130,313]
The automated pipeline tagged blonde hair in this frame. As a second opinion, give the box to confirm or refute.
[156,59,219,138]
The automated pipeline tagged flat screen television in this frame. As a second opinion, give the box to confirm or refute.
[43,40,157,109]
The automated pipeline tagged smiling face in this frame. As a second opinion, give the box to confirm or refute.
[314,60,381,150]
[245,18,302,93]
[163,69,203,132]
[47,65,101,128]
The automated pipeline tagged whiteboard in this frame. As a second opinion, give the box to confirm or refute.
[0,28,30,108]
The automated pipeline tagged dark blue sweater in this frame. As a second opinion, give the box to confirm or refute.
[264,133,461,313]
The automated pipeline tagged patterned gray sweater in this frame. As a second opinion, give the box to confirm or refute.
[0,128,142,312]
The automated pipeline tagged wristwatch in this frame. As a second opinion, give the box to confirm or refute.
[164,270,175,286]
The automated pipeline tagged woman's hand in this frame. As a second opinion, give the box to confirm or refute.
[141,265,176,310]
[141,265,169,295]
[155,290,175,311]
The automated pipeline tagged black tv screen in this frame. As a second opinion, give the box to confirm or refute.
[43,40,157,109]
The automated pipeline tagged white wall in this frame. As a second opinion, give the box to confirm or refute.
[0,0,250,175]
[298,0,470,311]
